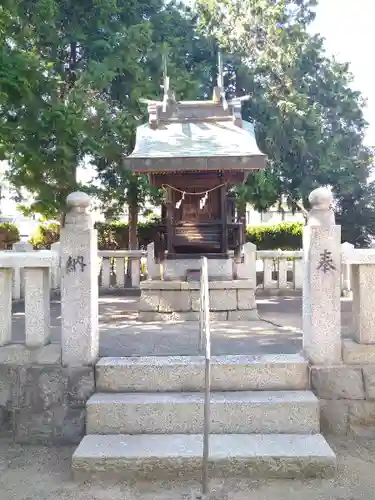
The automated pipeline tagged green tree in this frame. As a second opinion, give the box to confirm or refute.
[2,0,171,222]
[91,4,217,247]
[196,0,375,244]
[0,0,217,246]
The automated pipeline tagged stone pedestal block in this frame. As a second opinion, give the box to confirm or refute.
[237,289,256,310]
[138,279,256,321]
[209,289,237,311]
[159,290,191,312]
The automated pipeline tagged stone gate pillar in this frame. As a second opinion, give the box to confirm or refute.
[303,187,341,364]
[60,192,99,366]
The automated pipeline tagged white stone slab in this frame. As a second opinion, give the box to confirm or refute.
[0,268,12,346]
[24,267,50,347]
[0,251,58,268]
[95,354,309,392]
[72,433,336,480]
[342,249,375,264]
[114,256,125,287]
[352,264,375,343]
[130,257,140,287]
[86,390,319,435]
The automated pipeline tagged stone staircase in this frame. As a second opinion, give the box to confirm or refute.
[72,353,336,480]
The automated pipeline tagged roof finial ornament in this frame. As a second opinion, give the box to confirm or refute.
[139,48,178,126]
[161,51,177,115]
[213,49,228,110]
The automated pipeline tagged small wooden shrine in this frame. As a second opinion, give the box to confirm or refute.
[124,56,266,260]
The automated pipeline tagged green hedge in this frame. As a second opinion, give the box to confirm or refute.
[0,222,20,249]
[29,220,303,250]
[246,222,303,250]
[29,223,60,249]
[28,220,160,250]
[95,220,161,250]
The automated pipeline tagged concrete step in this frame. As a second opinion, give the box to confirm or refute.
[96,353,309,392]
[86,390,319,434]
[72,433,336,480]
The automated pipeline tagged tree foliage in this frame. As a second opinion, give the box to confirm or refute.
[0,0,215,224]
[1,0,374,246]
[196,0,375,244]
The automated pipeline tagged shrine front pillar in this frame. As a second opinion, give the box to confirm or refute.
[302,188,341,365]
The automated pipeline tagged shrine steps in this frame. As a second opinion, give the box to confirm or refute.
[72,433,335,481]
[94,353,310,393]
[85,390,320,435]
[72,354,336,481]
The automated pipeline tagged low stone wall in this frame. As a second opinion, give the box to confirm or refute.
[0,345,94,444]
[138,280,258,321]
[312,339,375,436]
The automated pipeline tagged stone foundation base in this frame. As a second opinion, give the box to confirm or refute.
[312,339,375,436]
[138,280,257,321]
[0,344,94,444]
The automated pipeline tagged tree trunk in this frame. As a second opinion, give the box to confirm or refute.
[126,178,140,285]
[128,198,138,250]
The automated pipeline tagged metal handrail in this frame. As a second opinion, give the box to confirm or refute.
[199,256,211,497]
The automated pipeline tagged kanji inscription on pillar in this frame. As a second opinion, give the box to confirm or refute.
[66,255,87,274]
[317,249,336,273]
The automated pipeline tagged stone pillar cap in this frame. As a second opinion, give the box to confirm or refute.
[308,187,333,210]
[66,191,91,208]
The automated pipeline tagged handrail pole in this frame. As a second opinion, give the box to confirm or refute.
[201,256,211,497]
[199,266,204,354]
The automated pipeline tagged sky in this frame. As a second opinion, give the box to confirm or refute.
[1,0,374,215]
[311,0,375,147]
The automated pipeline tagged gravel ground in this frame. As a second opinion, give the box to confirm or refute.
[1,436,375,500]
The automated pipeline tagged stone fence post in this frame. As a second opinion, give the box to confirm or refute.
[303,187,341,365]
[12,241,33,299]
[50,241,61,290]
[236,241,256,287]
[341,242,354,297]
[146,242,160,280]
[60,192,99,366]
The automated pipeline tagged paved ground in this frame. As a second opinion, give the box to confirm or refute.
[1,437,375,500]
[11,295,353,356]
